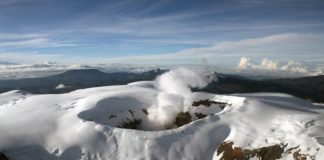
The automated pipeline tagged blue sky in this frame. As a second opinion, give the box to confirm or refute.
[0,0,323,72]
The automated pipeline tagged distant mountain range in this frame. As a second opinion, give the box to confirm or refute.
[0,69,323,103]
[0,69,165,94]
[202,73,324,103]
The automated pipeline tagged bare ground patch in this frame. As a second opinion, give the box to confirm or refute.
[217,141,316,160]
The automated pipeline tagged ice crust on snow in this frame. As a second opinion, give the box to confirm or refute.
[0,70,324,159]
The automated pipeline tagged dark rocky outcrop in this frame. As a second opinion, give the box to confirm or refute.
[217,141,316,160]
[0,152,8,160]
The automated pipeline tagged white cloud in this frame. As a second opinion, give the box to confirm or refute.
[0,51,65,64]
[237,57,279,70]
[237,57,251,70]
[99,33,324,67]
[0,38,75,48]
[172,33,323,57]
[236,57,319,76]
[260,58,278,70]
[211,33,299,50]
[0,33,46,40]
[281,61,309,74]
[0,32,75,48]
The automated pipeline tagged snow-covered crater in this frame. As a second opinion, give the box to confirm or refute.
[0,68,323,160]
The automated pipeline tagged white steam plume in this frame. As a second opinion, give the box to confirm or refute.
[148,67,215,130]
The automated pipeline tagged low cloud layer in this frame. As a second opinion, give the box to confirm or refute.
[237,57,323,76]
[0,62,160,80]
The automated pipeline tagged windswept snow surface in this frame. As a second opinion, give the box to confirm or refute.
[0,78,324,159]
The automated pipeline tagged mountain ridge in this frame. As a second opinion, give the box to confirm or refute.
[0,69,323,103]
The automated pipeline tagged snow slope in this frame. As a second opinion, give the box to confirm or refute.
[0,70,323,159]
